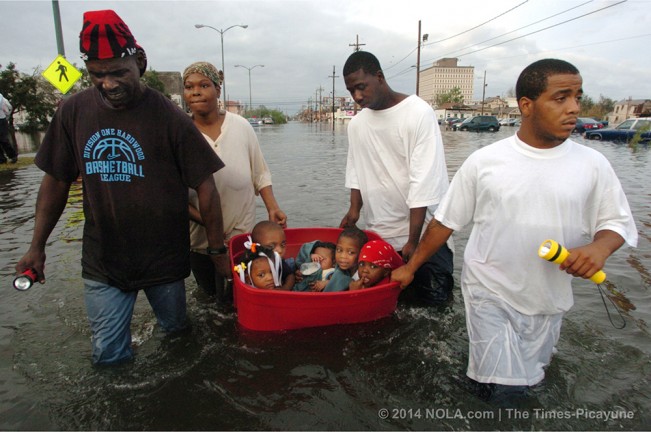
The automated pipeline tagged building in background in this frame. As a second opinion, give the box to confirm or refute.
[418,58,474,107]
[157,72,184,109]
[608,99,651,125]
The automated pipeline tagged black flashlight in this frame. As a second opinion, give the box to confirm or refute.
[13,268,38,291]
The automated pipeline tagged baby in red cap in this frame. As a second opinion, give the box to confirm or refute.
[349,240,402,290]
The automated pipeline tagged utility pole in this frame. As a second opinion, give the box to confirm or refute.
[329,66,339,131]
[308,97,313,123]
[317,86,324,122]
[415,21,429,97]
[349,34,366,52]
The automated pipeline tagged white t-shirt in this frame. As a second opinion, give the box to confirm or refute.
[435,134,638,315]
[0,93,11,119]
[345,95,450,249]
[189,112,272,250]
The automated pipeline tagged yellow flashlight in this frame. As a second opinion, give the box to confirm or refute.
[538,239,606,284]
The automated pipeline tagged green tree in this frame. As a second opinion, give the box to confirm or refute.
[597,95,615,116]
[580,94,595,113]
[628,121,651,151]
[142,69,169,98]
[0,63,59,134]
[580,94,615,121]
[435,86,464,106]
[243,106,287,124]
[70,63,92,92]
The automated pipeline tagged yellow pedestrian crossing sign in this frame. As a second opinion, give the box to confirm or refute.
[42,55,82,94]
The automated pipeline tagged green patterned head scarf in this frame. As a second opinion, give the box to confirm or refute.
[183,61,223,87]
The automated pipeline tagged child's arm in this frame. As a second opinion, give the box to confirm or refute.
[279,273,295,291]
[310,280,328,292]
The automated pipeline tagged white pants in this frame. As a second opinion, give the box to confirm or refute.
[463,285,564,386]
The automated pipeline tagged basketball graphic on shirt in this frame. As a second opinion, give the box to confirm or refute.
[83,131,145,183]
[92,137,136,162]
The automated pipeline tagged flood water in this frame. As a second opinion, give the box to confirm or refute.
[1,122,650,430]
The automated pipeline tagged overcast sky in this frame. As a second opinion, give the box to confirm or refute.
[2,0,650,114]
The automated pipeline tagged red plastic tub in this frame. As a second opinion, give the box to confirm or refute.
[229,228,401,331]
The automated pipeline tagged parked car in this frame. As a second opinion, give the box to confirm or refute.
[443,118,465,129]
[499,118,517,126]
[573,117,603,134]
[444,117,463,127]
[584,118,651,143]
[454,115,500,132]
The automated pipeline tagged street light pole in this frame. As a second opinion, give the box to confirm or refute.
[416,20,421,96]
[194,23,248,108]
[235,64,264,111]
[481,70,487,115]
[51,0,65,56]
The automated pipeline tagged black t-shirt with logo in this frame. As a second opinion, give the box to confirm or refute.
[36,87,224,290]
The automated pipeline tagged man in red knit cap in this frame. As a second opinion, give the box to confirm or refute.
[16,10,229,365]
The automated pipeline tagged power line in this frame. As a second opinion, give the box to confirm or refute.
[423,0,529,47]
[423,0,593,63]
[384,0,529,71]
[446,0,628,59]
[382,48,418,72]
[243,27,650,106]
[490,32,651,62]
[387,66,417,80]
[248,32,650,106]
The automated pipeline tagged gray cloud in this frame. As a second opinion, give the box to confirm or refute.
[2,0,650,114]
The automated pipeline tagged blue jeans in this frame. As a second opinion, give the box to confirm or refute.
[84,279,188,365]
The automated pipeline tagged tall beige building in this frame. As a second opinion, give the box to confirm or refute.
[418,58,474,107]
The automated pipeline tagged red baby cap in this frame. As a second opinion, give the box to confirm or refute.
[358,240,403,270]
[79,10,147,74]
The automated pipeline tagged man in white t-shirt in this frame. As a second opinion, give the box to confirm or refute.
[340,51,454,305]
[392,59,638,403]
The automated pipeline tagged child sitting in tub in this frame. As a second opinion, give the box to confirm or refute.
[349,240,402,291]
[292,241,336,292]
[234,243,282,290]
[251,221,295,290]
[314,227,368,292]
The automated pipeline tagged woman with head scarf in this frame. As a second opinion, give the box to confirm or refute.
[183,61,287,301]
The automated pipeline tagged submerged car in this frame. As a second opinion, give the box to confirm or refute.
[444,117,465,128]
[454,115,500,132]
[573,117,603,134]
[584,118,651,143]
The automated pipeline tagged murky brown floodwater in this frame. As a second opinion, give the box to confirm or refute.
[1,123,649,430]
